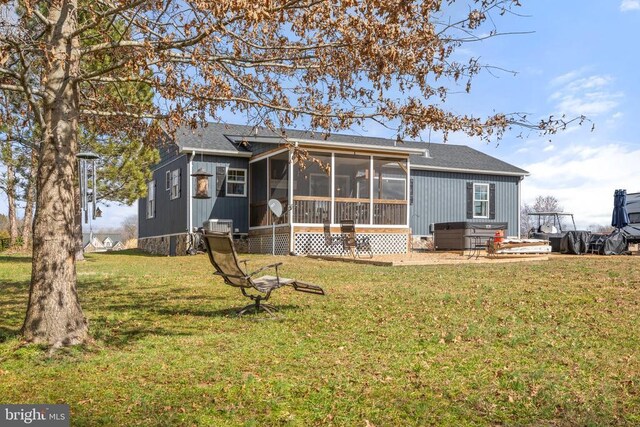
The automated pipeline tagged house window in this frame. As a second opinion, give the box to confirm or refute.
[473,183,489,218]
[227,168,247,197]
[165,171,171,191]
[170,169,181,200]
[146,180,155,219]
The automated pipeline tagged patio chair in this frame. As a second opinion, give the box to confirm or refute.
[322,221,343,254]
[201,231,325,315]
[340,220,373,258]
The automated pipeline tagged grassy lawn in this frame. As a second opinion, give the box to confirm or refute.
[1,251,639,426]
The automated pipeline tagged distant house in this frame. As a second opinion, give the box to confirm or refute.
[138,123,528,256]
[83,232,126,253]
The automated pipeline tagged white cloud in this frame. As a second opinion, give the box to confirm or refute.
[522,142,640,228]
[621,0,640,11]
[542,144,555,152]
[89,203,138,231]
[549,72,622,117]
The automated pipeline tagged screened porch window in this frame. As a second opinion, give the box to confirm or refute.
[373,158,408,225]
[292,152,331,223]
[250,159,268,227]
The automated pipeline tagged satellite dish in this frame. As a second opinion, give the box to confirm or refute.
[268,199,283,217]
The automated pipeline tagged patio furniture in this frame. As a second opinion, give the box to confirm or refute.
[340,219,373,258]
[323,221,343,254]
[201,231,325,315]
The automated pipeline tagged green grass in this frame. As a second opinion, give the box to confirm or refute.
[1,251,640,426]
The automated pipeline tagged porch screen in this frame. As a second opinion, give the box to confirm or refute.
[293,152,331,223]
[250,159,268,227]
[373,158,408,225]
[334,154,370,224]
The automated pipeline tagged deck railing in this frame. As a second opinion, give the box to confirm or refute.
[292,196,331,224]
[265,197,408,226]
[250,202,269,227]
[373,200,407,225]
[335,198,370,224]
[250,200,289,227]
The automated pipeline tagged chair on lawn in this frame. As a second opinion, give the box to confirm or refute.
[340,219,373,258]
[201,231,325,315]
[322,220,343,254]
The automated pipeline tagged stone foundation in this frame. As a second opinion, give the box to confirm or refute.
[138,234,189,256]
[411,235,434,251]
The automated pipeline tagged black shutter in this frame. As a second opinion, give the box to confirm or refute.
[216,166,226,197]
[466,182,473,219]
[153,181,157,218]
[410,178,414,205]
[489,183,496,219]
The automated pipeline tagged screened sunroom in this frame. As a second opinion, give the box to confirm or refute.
[247,143,419,255]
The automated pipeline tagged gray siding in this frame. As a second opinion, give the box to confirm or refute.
[139,155,189,238]
[410,170,520,237]
[191,155,250,233]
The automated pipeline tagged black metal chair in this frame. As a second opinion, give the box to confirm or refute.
[340,220,373,258]
[322,221,343,254]
[201,231,325,315]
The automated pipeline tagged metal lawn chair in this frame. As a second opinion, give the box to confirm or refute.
[323,220,343,254]
[201,231,325,315]
[340,220,373,258]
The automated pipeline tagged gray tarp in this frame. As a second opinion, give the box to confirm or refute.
[560,231,591,255]
[602,230,628,255]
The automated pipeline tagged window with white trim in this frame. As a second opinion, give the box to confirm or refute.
[165,170,171,191]
[226,168,247,197]
[473,183,489,218]
[146,180,155,219]
[170,169,181,200]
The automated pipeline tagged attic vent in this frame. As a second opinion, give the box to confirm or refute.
[423,149,431,158]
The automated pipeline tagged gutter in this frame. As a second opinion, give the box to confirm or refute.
[410,164,530,177]
[224,135,426,155]
[180,146,252,157]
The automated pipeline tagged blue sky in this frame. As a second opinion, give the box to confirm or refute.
[3,0,639,231]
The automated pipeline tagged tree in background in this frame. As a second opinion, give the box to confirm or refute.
[1,0,582,347]
[121,215,138,244]
[520,195,564,236]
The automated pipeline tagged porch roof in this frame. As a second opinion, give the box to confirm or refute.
[174,123,528,176]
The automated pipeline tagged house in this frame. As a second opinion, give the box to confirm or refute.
[83,232,126,253]
[138,123,528,256]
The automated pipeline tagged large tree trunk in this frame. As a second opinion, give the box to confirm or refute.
[22,0,88,347]
[20,149,37,250]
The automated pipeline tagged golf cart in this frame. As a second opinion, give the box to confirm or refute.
[527,212,578,252]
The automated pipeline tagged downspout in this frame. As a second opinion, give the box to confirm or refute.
[188,151,195,233]
[517,175,523,239]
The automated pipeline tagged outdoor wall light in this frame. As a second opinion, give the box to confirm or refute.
[192,168,213,199]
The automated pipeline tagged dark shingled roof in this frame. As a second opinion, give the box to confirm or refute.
[173,123,528,176]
